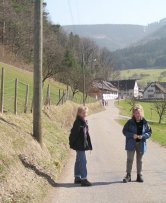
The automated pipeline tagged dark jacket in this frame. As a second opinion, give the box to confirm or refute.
[69,116,92,151]
[122,118,152,154]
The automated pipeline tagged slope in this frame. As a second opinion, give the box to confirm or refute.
[0,62,95,114]
[0,100,103,203]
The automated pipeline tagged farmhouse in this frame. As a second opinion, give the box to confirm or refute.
[109,79,139,99]
[143,82,166,99]
[88,80,118,100]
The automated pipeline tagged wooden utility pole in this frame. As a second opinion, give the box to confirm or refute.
[82,53,86,106]
[33,0,43,145]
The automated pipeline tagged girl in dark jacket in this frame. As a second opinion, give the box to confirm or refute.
[69,106,92,186]
[122,104,152,183]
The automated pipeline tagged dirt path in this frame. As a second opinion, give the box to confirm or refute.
[44,101,166,203]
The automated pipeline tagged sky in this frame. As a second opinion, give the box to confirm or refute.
[45,0,166,26]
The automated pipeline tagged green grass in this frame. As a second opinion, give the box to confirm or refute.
[116,100,166,146]
[150,123,166,146]
[0,62,95,113]
[120,68,166,87]
[116,99,166,123]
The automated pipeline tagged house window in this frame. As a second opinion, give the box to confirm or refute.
[148,90,153,93]
[148,95,154,98]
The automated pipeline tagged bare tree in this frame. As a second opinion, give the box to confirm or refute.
[127,97,137,112]
[152,99,166,124]
[99,48,119,80]
[42,39,64,84]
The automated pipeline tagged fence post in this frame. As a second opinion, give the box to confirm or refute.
[14,78,18,115]
[47,84,50,105]
[59,89,61,103]
[0,68,4,113]
[24,84,29,113]
[31,97,33,113]
[66,85,69,101]
[62,90,64,105]
[65,90,67,102]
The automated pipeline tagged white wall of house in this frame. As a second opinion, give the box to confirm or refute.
[103,92,118,100]
[134,81,139,98]
[143,83,165,99]
[143,83,156,99]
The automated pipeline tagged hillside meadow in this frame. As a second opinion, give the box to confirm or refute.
[120,68,166,87]
[0,62,95,114]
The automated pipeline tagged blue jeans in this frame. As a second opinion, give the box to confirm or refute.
[74,151,87,179]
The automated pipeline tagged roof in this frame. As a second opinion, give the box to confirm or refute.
[109,79,137,91]
[90,80,118,92]
[144,82,166,94]
[155,83,166,94]
[159,82,166,89]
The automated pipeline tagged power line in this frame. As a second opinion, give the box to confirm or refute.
[67,0,75,25]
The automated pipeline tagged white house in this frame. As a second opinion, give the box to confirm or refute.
[143,82,166,99]
[109,79,139,99]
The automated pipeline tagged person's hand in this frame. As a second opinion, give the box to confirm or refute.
[137,135,142,139]
[133,134,138,139]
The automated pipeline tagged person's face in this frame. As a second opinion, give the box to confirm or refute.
[79,110,88,119]
[133,109,142,121]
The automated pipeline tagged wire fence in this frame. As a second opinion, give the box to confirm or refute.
[0,67,96,114]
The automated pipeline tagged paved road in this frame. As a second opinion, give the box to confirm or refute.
[45,101,166,203]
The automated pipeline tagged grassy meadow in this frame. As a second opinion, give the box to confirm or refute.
[0,62,95,114]
[120,68,166,87]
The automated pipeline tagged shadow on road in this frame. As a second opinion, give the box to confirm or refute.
[56,181,122,188]
[19,154,124,188]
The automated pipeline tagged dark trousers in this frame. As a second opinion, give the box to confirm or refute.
[126,143,143,174]
[74,151,87,179]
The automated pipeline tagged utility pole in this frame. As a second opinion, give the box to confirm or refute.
[82,52,86,106]
[118,80,120,104]
[33,0,43,145]
[2,0,6,57]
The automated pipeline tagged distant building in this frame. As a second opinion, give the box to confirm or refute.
[109,79,139,99]
[88,80,118,100]
[143,82,166,99]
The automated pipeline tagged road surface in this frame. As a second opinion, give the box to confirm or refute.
[45,101,166,203]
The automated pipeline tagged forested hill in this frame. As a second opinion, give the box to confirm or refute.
[63,18,166,51]
[0,0,120,95]
[112,25,166,70]
[64,24,145,51]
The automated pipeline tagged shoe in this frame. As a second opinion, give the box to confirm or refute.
[81,179,92,187]
[74,177,82,184]
[136,174,144,183]
[123,173,131,183]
